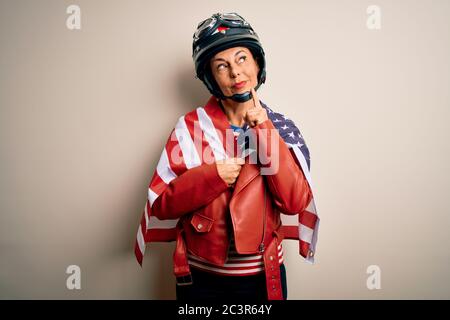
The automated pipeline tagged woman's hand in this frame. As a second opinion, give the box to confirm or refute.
[244,87,268,127]
[215,157,245,187]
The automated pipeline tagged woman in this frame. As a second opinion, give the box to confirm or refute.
[134,12,319,301]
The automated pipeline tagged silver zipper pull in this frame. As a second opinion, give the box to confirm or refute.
[259,243,265,253]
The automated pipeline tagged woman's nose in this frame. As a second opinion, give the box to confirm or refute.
[229,65,241,78]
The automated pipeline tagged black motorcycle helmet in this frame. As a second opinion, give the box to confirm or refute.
[192,12,266,103]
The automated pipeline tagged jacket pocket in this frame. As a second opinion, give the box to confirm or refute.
[190,213,214,233]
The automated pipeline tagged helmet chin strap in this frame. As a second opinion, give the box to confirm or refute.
[224,91,253,103]
[221,83,262,103]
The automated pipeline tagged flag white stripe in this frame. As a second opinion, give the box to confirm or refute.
[137,227,145,254]
[299,223,314,243]
[175,116,201,169]
[144,202,149,229]
[148,216,178,229]
[305,212,320,264]
[281,213,298,226]
[156,148,177,184]
[148,187,159,206]
[306,199,316,214]
[197,107,228,161]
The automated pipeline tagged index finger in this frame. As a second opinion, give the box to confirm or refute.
[251,87,262,109]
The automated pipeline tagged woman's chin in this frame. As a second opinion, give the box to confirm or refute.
[232,87,248,94]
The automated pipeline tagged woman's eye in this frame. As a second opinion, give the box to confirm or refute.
[238,56,246,63]
[216,56,246,70]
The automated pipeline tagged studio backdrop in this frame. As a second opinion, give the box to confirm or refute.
[1,0,449,299]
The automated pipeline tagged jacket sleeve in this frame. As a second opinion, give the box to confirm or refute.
[254,119,313,215]
[151,163,229,220]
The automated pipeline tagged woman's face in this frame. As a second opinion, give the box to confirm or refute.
[209,46,260,97]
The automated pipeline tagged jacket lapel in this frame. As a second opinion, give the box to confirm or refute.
[232,160,260,197]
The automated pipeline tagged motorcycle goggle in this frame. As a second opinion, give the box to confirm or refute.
[193,13,250,41]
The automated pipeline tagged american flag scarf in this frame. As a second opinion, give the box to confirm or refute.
[134,96,319,266]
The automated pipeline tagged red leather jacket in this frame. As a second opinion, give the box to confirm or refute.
[151,119,312,299]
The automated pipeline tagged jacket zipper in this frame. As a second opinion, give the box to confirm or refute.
[259,185,267,253]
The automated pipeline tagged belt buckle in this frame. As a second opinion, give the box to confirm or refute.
[176,274,193,286]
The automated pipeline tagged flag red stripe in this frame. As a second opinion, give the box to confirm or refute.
[146,200,151,217]
[140,213,147,234]
[299,239,310,258]
[145,228,177,242]
[150,173,167,196]
[281,225,299,239]
[135,240,143,266]
[165,130,187,175]
[299,210,318,230]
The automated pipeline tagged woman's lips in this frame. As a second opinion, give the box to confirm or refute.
[233,81,247,89]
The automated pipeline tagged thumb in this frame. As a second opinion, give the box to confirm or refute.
[229,157,245,165]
